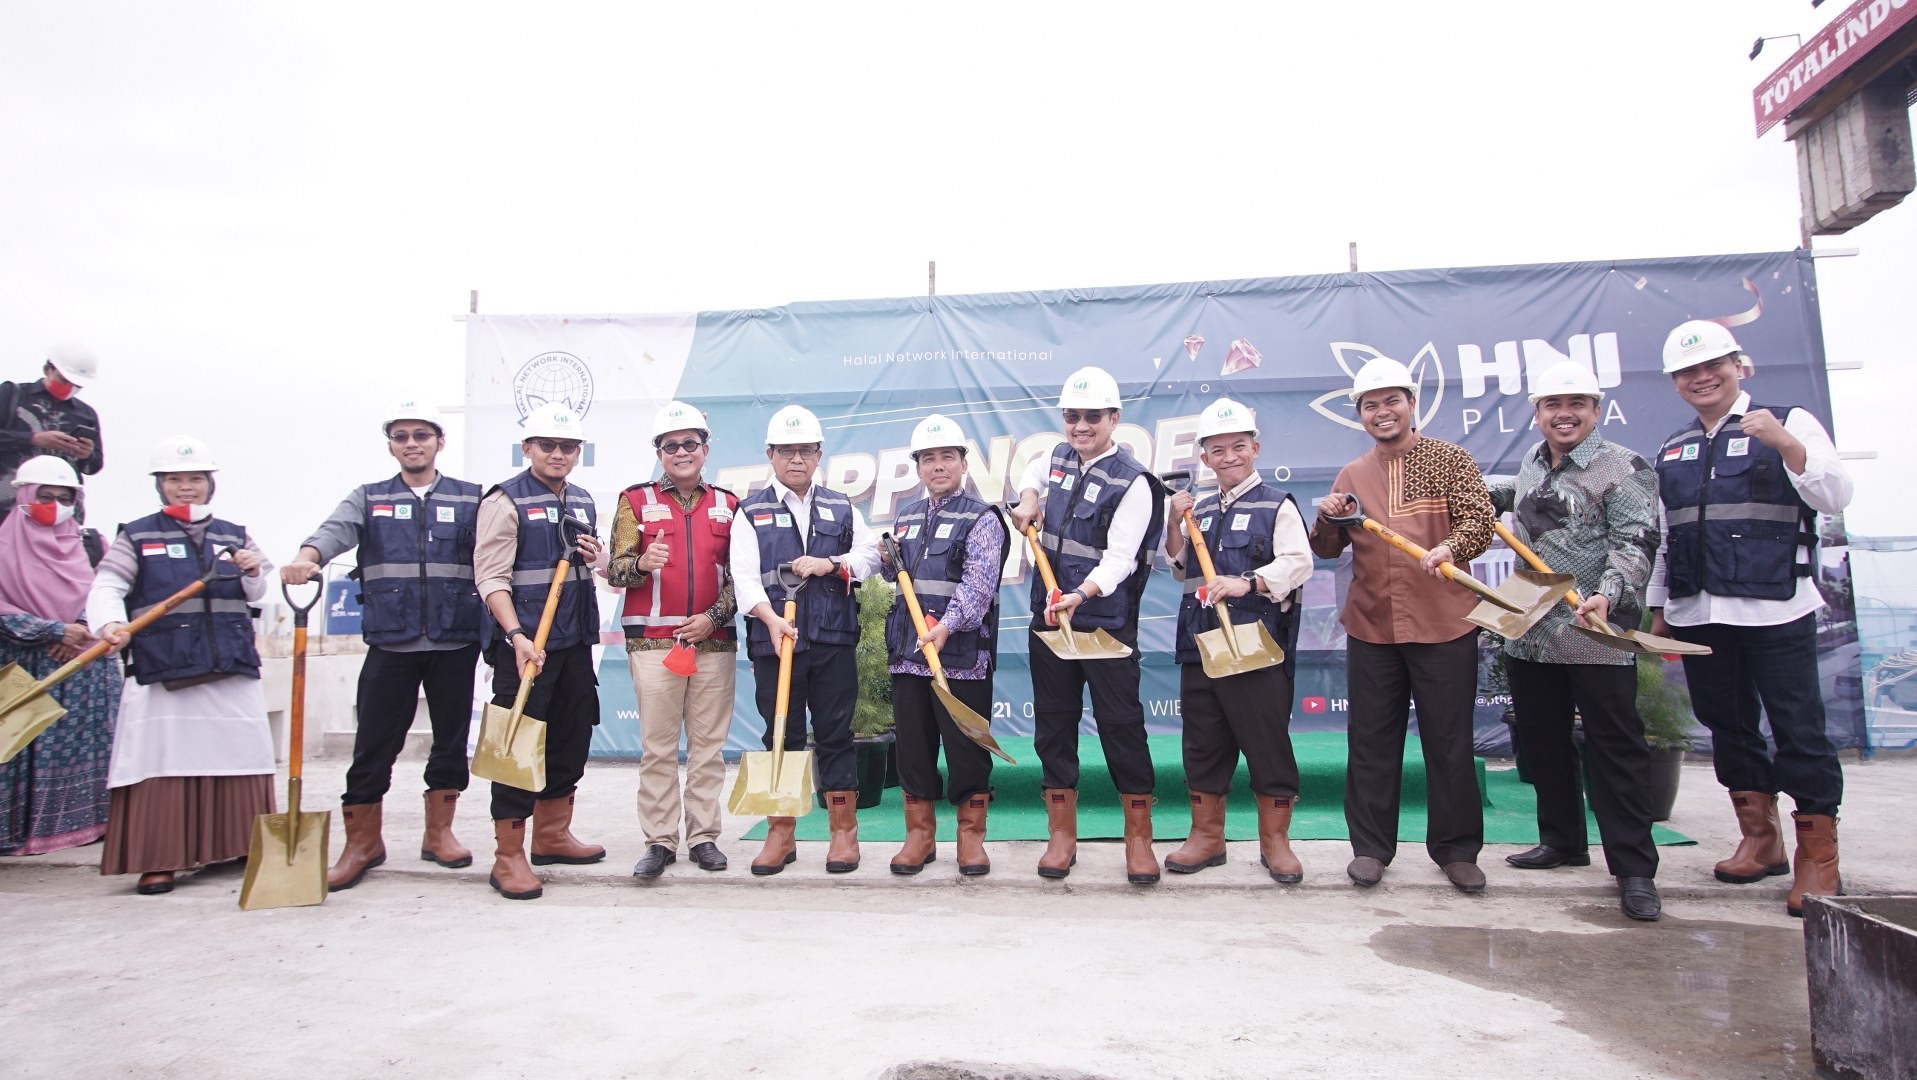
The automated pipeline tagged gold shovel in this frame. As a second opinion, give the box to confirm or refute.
[1019,522,1133,660]
[239,582,330,910]
[726,587,816,818]
[470,555,570,792]
[880,533,1016,764]
[1323,495,1571,621]
[1176,506,1285,679]
[0,552,241,763]
[1486,522,1712,657]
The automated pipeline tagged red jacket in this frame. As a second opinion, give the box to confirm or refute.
[619,481,738,640]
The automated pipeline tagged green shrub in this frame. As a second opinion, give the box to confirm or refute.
[852,575,896,737]
[1636,658,1697,750]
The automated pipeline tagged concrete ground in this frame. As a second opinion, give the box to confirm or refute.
[4,753,1912,1079]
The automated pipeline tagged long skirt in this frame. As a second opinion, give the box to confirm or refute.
[98,774,275,875]
[0,621,119,855]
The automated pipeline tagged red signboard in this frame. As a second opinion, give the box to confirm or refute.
[1753,0,1917,136]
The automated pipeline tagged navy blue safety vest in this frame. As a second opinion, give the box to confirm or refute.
[119,512,260,685]
[1654,403,1817,602]
[1173,483,1302,676]
[885,491,1010,670]
[352,473,484,647]
[739,484,858,660]
[491,471,600,651]
[1028,442,1166,631]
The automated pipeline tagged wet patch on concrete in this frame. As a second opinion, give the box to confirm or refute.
[1369,910,1808,1079]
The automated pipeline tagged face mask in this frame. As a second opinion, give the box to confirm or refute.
[45,376,75,401]
[162,503,214,523]
[23,501,75,526]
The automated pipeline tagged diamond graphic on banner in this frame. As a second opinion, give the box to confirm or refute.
[1222,338,1262,376]
[1184,335,1205,361]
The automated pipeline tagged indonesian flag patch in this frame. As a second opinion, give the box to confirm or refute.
[752,513,773,527]
[1661,446,1683,462]
[526,508,548,521]
[141,543,166,557]
[371,504,395,518]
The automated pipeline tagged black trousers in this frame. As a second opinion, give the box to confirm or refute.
[1179,662,1299,797]
[891,672,994,804]
[1506,657,1659,877]
[752,642,857,793]
[1672,613,1843,815]
[488,642,599,820]
[342,643,480,805]
[1343,632,1484,866]
[1030,626,1154,794]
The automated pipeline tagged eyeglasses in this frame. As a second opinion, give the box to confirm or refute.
[771,446,821,461]
[532,439,583,455]
[33,490,76,506]
[658,438,706,455]
[388,429,439,444]
[1062,409,1111,426]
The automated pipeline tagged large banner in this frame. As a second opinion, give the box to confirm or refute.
[464,251,1865,758]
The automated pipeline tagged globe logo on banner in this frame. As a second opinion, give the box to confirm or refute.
[1306,341,1446,433]
[512,351,594,425]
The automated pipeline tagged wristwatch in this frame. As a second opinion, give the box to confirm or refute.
[504,626,529,643]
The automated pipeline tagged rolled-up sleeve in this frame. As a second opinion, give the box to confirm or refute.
[474,490,518,601]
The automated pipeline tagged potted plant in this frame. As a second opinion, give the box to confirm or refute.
[1635,655,1696,822]
[819,575,898,809]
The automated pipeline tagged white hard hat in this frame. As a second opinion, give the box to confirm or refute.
[1347,356,1418,402]
[384,395,444,435]
[1196,398,1258,441]
[651,400,709,446]
[45,344,99,387]
[522,401,585,441]
[11,455,80,489]
[150,435,219,474]
[1528,361,1605,404]
[1662,320,1743,374]
[909,413,968,456]
[1056,366,1122,410]
[765,404,824,446]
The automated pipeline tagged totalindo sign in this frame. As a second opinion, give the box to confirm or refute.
[465,250,1864,757]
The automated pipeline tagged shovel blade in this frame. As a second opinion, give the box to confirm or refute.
[1033,627,1134,661]
[1195,623,1285,680]
[470,703,548,792]
[726,748,817,818]
[1462,569,1576,637]
[930,679,1017,765]
[1568,624,1713,657]
[0,663,67,765]
[238,809,331,910]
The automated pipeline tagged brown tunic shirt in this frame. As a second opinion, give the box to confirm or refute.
[1308,433,1495,646]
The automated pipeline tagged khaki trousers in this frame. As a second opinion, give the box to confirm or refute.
[630,646,736,849]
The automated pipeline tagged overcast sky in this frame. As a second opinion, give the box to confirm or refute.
[2,0,1912,571]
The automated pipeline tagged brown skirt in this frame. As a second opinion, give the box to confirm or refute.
[99,775,276,876]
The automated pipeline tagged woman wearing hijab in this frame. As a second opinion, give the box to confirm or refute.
[90,436,275,895]
[0,456,118,855]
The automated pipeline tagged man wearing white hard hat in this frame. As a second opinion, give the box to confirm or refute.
[1486,361,1663,921]
[471,402,608,900]
[730,403,881,875]
[608,400,739,878]
[1647,319,1853,918]
[280,397,486,890]
[90,436,275,895]
[877,414,1009,876]
[1162,399,1314,884]
[0,344,104,518]
[1009,366,1167,884]
[1309,356,1494,893]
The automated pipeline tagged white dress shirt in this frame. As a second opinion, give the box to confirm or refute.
[730,479,882,618]
[1017,443,1153,599]
[1170,473,1315,606]
[1646,391,1853,627]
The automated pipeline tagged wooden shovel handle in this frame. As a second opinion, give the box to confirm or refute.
[1021,524,1062,596]
[1493,521,1605,631]
[882,533,948,682]
[771,599,797,742]
[25,575,215,702]
[282,582,321,780]
[507,556,572,718]
[1181,508,1222,582]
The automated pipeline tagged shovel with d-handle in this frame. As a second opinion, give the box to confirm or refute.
[1322,494,1571,621]
[469,554,571,793]
[0,548,244,764]
[1483,522,1713,657]
[239,581,331,910]
[880,532,1016,764]
[1158,472,1285,679]
[1016,518,1133,660]
[726,563,816,817]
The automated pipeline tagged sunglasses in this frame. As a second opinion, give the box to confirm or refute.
[658,438,706,455]
[1062,409,1112,426]
[771,446,821,461]
[532,439,583,455]
[388,429,439,444]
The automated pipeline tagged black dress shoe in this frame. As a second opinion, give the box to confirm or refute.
[1346,856,1386,887]
[1442,862,1487,893]
[631,845,676,879]
[1505,845,1592,870]
[1618,876,1662,921]
[689,842,728,872]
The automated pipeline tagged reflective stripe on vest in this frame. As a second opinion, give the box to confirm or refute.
[1172,484,1300,674]
[884,491,1007,669]
[492,471,600,651]
[1654,404,1817,602]
[739,485,857,659]
[617,482,738,639]
[354,474,484,646]
[119,511,261,686]
[1028,441,1165,631]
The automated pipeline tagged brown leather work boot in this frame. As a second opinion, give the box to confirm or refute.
[489,818,543,900]
[1787,812,1841,918]
[1037,789,1077,879]
[529,794,605,865]
[1715,790,1789,884]
[420,790,473,868]
[1258,795,1304,884]
[890,795,937,875]
[752,817,797,876]
[956,794,990,877]
[1164,791,1227,874]
[825,791,862,873]
[327,802,387,891]
[1121,793,1160,884]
